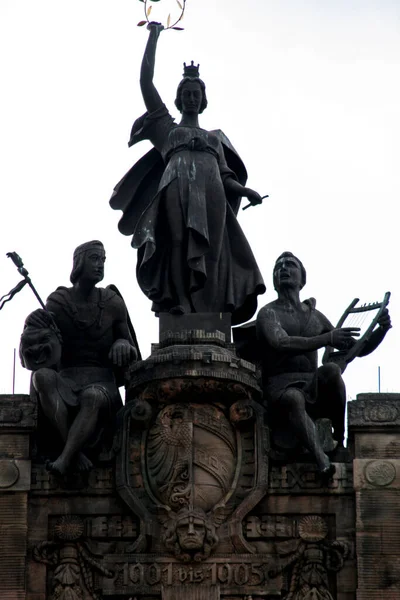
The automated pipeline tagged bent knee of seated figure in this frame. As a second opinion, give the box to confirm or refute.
[280,387,306,411]
[318,362,342,384]
[32,368,57,393]
[79,386,109,411]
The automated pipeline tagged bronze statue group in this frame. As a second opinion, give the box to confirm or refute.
[19,23,391,480]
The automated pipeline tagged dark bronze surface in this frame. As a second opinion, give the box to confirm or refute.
[110,25,266,324]
[19,241,138,477]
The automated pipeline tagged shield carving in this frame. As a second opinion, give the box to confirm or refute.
[146,403,237,512]
[115,387,269,560]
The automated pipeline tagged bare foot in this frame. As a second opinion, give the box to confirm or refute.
[46,456,69,476]
[316,450,331,472]
[75,452,93,472]
[319,462,336,485]
[169,305,186,315]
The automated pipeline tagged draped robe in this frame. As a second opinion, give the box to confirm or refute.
[110,105,265,325]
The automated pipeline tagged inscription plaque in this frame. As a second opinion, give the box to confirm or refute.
[101,554,281,597]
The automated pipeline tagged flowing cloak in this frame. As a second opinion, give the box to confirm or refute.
[110,104,265,325]
[28,285,137,458]
[44,285,139,407]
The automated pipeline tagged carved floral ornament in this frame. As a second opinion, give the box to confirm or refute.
[364,403,399,422]
[276,516,349,600]
[33,515,114,600]
[138,377,254,406]
[0,459,20,488]
[54,515,85,541]
[348,399,400,425]
[298,515,329,542]
[364,460,396,487]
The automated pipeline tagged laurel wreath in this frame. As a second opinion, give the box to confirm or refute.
[137,0,186,31]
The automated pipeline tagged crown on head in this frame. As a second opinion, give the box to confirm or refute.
[183,61,200,78]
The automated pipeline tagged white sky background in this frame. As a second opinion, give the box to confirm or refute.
[0,0,399,402]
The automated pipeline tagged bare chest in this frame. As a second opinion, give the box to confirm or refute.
[276,307,323,338]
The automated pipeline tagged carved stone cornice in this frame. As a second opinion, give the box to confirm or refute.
[348,394,400,429]
[0,394,37,431]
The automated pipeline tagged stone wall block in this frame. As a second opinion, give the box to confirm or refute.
[0,434,30,458]
[349,394,400,599]
[0,395,33,599]
[353,458,399,490]
[162,586,220,599]
[0,494,28,599]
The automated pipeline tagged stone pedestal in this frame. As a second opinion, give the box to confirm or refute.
[1,334,399,599]
[0,395,36,600]
[348,393,400,600]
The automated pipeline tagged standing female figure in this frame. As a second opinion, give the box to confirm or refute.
[111,23,265,324]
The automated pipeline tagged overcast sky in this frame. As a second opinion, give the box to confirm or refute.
[1,0,399,403]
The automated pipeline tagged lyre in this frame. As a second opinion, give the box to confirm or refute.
[322,291,391,373]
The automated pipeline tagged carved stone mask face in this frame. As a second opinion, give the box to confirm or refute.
[176,515,206,550]
[81,249,106,284]
[180,82,203,115]
[20,327,62,371]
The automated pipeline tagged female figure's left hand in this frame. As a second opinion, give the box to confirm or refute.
[223,177,267,209]
[243,187,264,206]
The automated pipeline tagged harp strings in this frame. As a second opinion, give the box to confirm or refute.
[344,307,380,336]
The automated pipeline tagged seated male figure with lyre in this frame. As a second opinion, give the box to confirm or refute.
[256,252,391,479]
